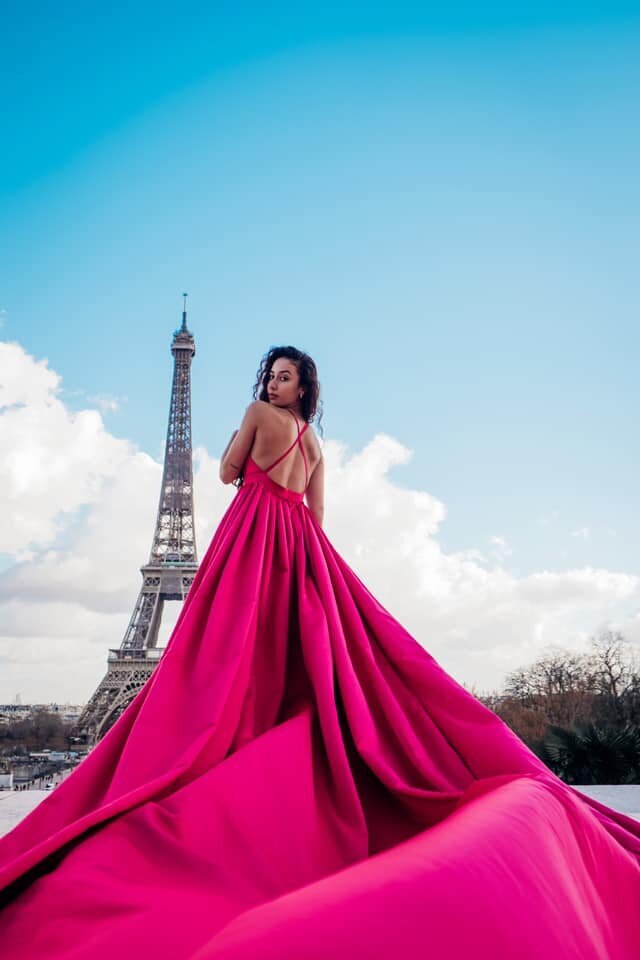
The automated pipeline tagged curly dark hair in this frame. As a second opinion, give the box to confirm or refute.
[233,345,324,489]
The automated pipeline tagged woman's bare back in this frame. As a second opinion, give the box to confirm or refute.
[250,401,321,494]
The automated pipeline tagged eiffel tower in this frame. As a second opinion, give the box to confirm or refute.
[73,294,199,744]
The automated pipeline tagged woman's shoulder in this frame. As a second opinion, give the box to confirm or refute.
[244,398,274,425]
[250,399,315,431]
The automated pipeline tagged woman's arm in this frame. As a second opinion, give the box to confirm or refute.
[305,454,325,528]
[219,401,261,484]
[220,429,238,464]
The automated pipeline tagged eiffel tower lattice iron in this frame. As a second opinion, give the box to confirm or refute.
[74,295,199,744]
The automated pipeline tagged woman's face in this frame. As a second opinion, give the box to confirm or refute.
[266,358,303,409]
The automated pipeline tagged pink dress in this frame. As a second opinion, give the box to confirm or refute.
[1,411,640,957]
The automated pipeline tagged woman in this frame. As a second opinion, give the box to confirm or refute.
[219,348,325,526]
[1,345,640,958]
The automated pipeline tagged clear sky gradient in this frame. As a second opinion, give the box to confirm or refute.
[1,4,639,700]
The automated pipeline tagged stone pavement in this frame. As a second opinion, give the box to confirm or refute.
[1,783,639,840]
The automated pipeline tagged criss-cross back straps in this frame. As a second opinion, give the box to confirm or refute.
[263,410,309,487]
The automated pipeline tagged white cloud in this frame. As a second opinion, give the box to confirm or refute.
[0,339,639,703]
[487,535,513,564]
[0,341,133,553]
[66,389,127,415]
[570,526,590,540]
[489,535,511,552]
[320,443,639,694]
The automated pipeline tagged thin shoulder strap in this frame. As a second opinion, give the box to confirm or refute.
[263,411,310,476]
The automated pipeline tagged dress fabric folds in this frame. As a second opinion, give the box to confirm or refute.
[1,442,640,958]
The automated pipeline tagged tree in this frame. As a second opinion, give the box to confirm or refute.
[476,629,640,783]
[584,630,640,725]
[539,722,640,785]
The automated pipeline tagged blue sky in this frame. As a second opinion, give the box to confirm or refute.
[1,4,639,699]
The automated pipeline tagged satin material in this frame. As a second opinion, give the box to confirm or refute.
[1,457,640,957]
